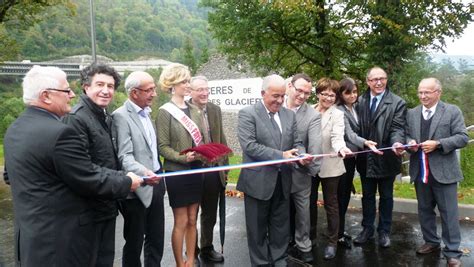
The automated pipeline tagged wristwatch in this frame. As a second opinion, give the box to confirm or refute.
[436,141,441,149]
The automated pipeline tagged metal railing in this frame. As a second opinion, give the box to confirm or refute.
[0,61,82,78]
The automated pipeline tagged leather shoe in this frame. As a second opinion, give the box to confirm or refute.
[447,257,462,267]
[353,228,374,244]
[299,250,314,263]
[323,245,337,260]
[378,232,391,248]
[416,243,440,254]
[288,245,313,263]
[200,247,224,262]
[338,233,352,249]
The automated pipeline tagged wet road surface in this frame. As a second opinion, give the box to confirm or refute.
[1,183,473,267]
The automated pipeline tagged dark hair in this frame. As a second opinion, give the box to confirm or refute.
[337,77,358,105]
[291,73,312,85]
[80,63,121,91]
[316,77,339,101]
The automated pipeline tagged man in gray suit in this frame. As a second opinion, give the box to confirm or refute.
[237,74,308,266]
[396,78,468,267]
[112,71,165,266]
[285,73,321,263]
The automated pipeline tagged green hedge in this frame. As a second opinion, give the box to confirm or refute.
[460,141,474,188]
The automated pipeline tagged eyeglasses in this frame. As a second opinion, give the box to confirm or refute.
[292,84,311,97]
[417,90,439,96]
[134,87,156,94]
[46,88,73,94]
[190,87,209,93]
[319,92,336,99]
[368,77,387,83]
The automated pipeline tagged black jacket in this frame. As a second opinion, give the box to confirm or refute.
[4,107,130,266]
[63,94,122,221]
[356,88,406,178]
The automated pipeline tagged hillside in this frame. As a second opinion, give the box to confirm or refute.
[5,0,213,64]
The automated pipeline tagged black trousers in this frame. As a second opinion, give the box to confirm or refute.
[119,182,165,267]
[337,157,356,237]
[199,171,223,249]
[91,218,116,267]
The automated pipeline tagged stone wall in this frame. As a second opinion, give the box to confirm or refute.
[222,111,241,155]
[196,54,260,156]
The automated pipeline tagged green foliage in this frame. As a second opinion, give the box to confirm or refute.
[202,0,473,96]
[461,140,474,188]
[183,37,198,75]
[0,95,24,141]
[3,0,214,67]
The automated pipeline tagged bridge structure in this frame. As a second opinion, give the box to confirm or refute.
[0,59,173,78]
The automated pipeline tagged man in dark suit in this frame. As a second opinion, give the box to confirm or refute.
[354,66,406,248]
[63,63,123,266]
[397,78,468,267]
[3,65,142,266]
[112,71,165,266]
[237,74,307,266]
[285,73,321,263]
[189,75,228,262]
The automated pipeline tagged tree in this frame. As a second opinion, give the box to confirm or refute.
[0,0,74,61]
[183,37,197,74]
[202,0,473,94]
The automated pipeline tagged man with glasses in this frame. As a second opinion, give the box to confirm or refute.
[112,71,166,266]
[188,75,228,262]
[4,65,142,266]
[63,63,124,266]
[396,78,467,267]
[285,73,322,263]
[354,66,406,248]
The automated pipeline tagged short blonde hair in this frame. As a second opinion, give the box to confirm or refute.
[159,63,191,92]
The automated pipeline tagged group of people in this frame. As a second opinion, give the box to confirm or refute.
[4,63,227,267]
[236,68,468,267]
[3,63,468,267]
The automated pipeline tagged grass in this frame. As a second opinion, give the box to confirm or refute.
[227,155,474,205]
[0,144,3,166]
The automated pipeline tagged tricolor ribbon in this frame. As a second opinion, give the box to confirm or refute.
[419,150,429,184]
[146,143,418,179]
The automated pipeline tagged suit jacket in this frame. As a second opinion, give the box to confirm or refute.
[356,88,406,178]
[4,107,131,267]
[406,101,468,184]
[236,101,304,200]
[112,100,163,206]
[291,102,322,193]
[336,104,366,152]
[318,105,347,178]
[189,100,229,187]
[156,101,205,171]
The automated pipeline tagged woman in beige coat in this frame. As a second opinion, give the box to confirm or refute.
[312,78,352,260]
[156,63,205,267]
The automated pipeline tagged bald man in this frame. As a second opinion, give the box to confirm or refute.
[112,71,165,266]
[397,78,468,267]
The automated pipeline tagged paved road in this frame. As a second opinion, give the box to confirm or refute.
[1,185,473,266]
[113,195,474,267]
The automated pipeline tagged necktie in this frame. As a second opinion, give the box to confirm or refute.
[269,112,281,146]
[370,97,377,118]
[201,109,211,144]
[425,109,432,120]
[370,97,377,117]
